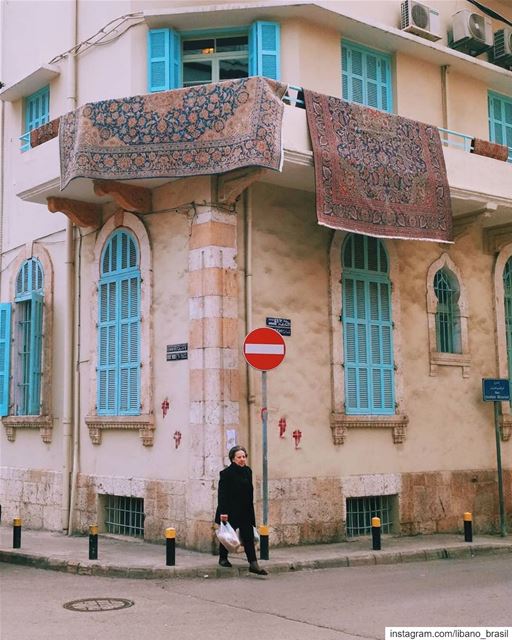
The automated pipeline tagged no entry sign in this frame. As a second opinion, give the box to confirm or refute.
[243,327,286,371]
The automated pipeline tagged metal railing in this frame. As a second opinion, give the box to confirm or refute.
[283,85,512,163]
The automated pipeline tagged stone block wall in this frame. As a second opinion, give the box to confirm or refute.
[400,469,512,534]
[0,467,62,529]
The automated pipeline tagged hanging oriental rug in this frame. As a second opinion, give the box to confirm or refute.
[59,77,287,189]
[304,90,453,243]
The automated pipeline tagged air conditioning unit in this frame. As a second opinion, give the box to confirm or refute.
[450,10,493,55]
[400,1,441,42]
[492,28,512,68]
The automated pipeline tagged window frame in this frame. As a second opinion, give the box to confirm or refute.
[426,253,470,378]
[493,243,512,441]
[85,212,154,446]
[97,229,141,417]
[341,40,393,113]
[21,85,50,152]
[329,232,408,445]
[1,245,54,443]
[488,91,512,162]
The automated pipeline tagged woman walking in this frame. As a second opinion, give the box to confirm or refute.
[215,445,268,575]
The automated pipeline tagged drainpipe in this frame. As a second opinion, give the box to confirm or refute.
[63,0,78,533]
[244,188,256,462]
[441,65,449,130]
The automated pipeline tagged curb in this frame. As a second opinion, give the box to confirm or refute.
[1,543,511,579]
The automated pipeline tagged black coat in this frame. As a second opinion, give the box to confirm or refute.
[214,463,256,528]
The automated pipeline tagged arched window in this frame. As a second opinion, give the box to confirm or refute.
[14,258,44,415]
[342,234,395,415]
[97,230,141,415]
[433,268,461,354]
[503,257,512,386]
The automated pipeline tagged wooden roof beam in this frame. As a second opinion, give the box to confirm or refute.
[93,180,152,214]
[47,196,102,227]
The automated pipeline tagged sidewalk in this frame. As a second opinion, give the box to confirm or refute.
[1,525,511,579]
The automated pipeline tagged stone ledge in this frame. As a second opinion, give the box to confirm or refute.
[1,415,54,443]
[84,415,155,446]
[429,352,471,378]
[330,413,409,445]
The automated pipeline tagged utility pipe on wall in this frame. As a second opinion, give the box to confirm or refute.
[63,0,78,533]
[440,65,449,130]
[244,188,256,463]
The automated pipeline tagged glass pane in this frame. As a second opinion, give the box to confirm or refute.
[183,39,215,55]
[183,60,212,86]
[219,58,248,80]
[216,36,248,52]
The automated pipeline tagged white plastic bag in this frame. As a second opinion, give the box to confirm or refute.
[216,522,241,553]
[253,526,260,544]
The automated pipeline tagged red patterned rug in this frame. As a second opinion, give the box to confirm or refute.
[304,91,453,243]
[471,138,509,162]
[60,77,287,189]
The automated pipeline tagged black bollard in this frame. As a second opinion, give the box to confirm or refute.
[13,517,21,549]
[165,527,176,566]
[89,524,98,560]
[463,512,473,543]
[371,517,381,551]
[259,524,269,560]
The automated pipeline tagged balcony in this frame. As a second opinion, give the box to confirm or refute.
[16,92,512,239]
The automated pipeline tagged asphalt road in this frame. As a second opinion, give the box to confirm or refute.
[1,555,511,640]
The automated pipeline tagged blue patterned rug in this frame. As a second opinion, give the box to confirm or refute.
[60,77,287,189]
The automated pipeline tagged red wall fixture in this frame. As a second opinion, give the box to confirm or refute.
[161,399,170,418]
[278,417,287,438]
[173,430,182,449]
[292,429,302,448]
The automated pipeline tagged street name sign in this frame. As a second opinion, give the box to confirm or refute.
[482,378,510,402]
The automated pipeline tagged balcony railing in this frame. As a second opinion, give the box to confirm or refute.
[283,86,512,163]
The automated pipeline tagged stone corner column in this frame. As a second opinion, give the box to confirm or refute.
[185,187,240,550]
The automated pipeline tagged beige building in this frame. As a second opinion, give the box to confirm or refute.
[0,0,511,550]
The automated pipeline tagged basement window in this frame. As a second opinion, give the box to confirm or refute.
[346,495,396,537]
[104,495,144,538]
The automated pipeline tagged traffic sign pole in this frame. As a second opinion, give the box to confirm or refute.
[243,328,286,563]
[482,379,509,538]
[493,400,507,537]
[261,370,269,560]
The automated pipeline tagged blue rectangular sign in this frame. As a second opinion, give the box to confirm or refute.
[482,378,510,401]
[266,317,291,337]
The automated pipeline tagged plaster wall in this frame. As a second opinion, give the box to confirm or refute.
[247,183,511,479]
[395,52,444,126]
[77,205,190,481]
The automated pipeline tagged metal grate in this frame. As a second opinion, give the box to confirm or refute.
[346,495,394,537]
[105,495,144,537]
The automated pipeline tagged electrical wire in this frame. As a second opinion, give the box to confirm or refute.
[49,12,144,65]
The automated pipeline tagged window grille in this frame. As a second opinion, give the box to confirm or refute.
[346,495,395,537]
[105,495,144,537]
[433,268,461,353]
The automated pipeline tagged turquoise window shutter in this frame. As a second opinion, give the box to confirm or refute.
[22,86,49,151]
[341,41,392,112]
[98,231,141,416]
[342,234,395,415]
[489,92,512,160]
[0,303,12,416]
[28,292,43,415]
[148,28,181,91]
[169,28,182,89]
[249,21,280,79]
[148,28,170,92]
[119,275,141,413]
[97,280,118,414]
